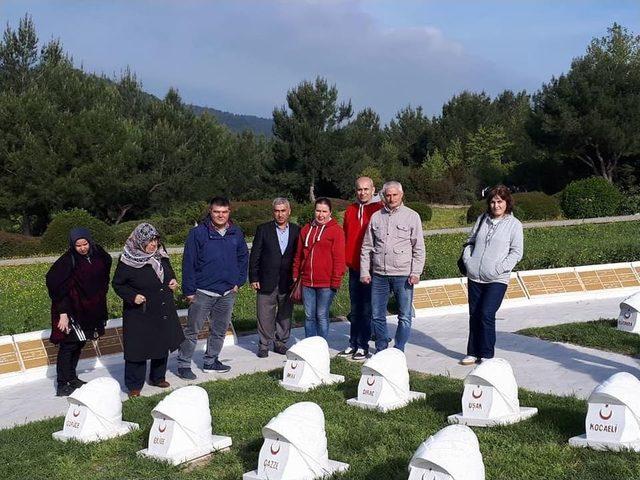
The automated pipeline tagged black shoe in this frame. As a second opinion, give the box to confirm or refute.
[337,347,357,357]
[177,368,197,380]
[352,349,369,361]
[203,360,231,373]
[56,383,75,397]
[69,378,87,389]
[257,349,268,358]
[273,344,288,355]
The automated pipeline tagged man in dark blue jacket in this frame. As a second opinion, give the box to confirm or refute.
[177,197,249,378]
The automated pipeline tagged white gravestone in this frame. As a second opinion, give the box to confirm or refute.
[243,402,349,480]
[408,424,485,480]
[618,292,640,334]
[52,377,138,442]
[137,385,232,465]
[347,348,425,412]
[569,372,640,451]
[279,336,344,392]
[448,358,537,427]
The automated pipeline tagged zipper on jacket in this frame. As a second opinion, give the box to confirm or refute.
[477,217,502,280]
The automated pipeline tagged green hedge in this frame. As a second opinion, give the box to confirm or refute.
[41,209,113,253]
[406,202,433,222]
[466,191,561,223]
[512,192,561,221]
[0,231,42,258]
[619,194,640,215]
[561,177,623,219]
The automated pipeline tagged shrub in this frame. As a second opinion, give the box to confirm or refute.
[233,204,272,223]
[166,201,208,224]
[293,203,315,226]
[235,220,262,237]
[164,228,192,246]
[466,200,486,223]
[561,177,623,219]
[41,209,113,253]
[405,202,433,222]
[111,220,146,247]
[149,215,192,237]
[0,231,42,258]
[467,192,562,223]
[511,192,562,221]
[619,194,640,215]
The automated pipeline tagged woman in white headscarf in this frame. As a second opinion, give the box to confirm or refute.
[112,223,184,397]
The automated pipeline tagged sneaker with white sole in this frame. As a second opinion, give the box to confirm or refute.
[352,349,368,361]
[337,347,357,357]
[459,355,478,366]
[202,359,231,373]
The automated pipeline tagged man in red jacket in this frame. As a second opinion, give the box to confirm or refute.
[338,177,383,360]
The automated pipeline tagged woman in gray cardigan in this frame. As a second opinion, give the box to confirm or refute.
[460,185,523,365]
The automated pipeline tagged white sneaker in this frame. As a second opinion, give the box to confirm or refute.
[337,347,356,357]
[459,355,478,366]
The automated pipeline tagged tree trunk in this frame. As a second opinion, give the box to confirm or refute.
[21,214,32,236]
[309,182,316,203]
[114,205,133,225]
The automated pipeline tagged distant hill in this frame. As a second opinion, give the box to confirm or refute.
[189,105,274,137]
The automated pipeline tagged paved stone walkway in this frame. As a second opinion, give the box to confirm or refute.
[0,294,637,429]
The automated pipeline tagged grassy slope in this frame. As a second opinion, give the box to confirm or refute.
[2,221,639,336]
[1,359,639,480]
[518,319,640,357]
[423,206,469,229]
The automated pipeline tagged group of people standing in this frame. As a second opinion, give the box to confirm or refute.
[46,179,523,398]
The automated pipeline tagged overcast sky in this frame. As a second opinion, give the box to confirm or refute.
[3,0,639,121]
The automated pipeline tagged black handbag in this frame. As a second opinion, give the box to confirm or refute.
[457,247,469,276]
[457,213,486,276]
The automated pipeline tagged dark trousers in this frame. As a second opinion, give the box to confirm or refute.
[466,280,508,359]
[348,269,372,350]
[56,340,86,386]
[257,286,293,350]
[124,356,168,391]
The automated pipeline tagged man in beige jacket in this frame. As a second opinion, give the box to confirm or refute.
[360,181,425,351]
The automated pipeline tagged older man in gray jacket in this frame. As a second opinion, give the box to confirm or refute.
[360,181,425,352]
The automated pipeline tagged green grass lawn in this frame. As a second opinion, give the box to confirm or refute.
[2,221,639,336]
[518,319,640,357]
[1,359,638,480]
[423,206,469,230]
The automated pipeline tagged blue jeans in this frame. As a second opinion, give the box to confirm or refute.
[466,280,508,359]
[302,286,336,339]
[348,269,372,350]
[371,275,414,352]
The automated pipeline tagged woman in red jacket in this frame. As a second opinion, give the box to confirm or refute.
[293,198,346,339]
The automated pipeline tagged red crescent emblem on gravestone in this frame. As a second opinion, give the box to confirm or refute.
[421,470,435,480]
[72,408,81,417]
[472,387,483,399]
[599,404,613,421]
[158,422,167,433]
[290,361,298,370]
[270,441,281,455]
[367,375,376,386]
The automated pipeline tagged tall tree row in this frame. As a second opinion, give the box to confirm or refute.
[0,15,638,234]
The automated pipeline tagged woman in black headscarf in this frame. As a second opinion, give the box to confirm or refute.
[112,223,184,398]
[46,228,112,396]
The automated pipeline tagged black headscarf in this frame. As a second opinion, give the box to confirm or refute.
[68,227,94,260]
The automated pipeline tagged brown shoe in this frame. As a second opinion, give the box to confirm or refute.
[128,389,141,398]
[151,380,170,388]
